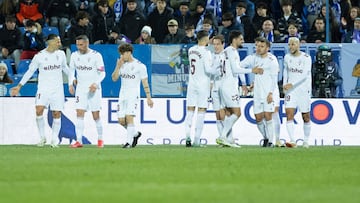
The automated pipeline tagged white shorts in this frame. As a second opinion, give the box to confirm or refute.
[117,95,139,118]
[253,99,275,114]
[186,86,210,108]
[219,85,241,108]
[35,90,64,111]
[211,88,222,111]
[284,90,311,113]
[75,88,102,111]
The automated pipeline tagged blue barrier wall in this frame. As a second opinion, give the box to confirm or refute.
[2,43,360,98]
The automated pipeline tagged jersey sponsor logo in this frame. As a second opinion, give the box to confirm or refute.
[43,65,61,70]
[289,67,303,73]
[120,73,136,79]
[77,65,93,71]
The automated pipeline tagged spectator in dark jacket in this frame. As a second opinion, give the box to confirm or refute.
[343,17,360,43]
[306,17,326,43]
[20,19,45,60]
[235,2,256,43]
[68,11,93,44]
[181,23,197,44]
[277,0,303,43]
[0,15,22,67]
[163,19,185,44]
[45,0,77,40]
[221,12,244,45]
[173,1,192,29]
[147,0,173,43]
[92,0,116,44]
[119,0,146,43]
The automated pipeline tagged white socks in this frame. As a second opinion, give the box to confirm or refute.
[221,114,238,139]
[75,117,84,144]
[126,124,136,144]
[286,120,295,143]
[36,115,45,140]
[184,110,194,140]
[303,122,311,143]
[194,111,205,145]
[216,120,223,138]
[257,121,267,139]
[272,112,281,142]
[95,119,103,140]
[265,120,274,143]
[51,118,61,145]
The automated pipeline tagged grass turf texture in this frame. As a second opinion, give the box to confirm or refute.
[0,145,359,203]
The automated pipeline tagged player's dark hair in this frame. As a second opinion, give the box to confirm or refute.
[197,30,208,41]
[46,34,59,41]
[118,43,133,54]
[255,36,271,48]
[213,34,225,44]
[229,30,243,44]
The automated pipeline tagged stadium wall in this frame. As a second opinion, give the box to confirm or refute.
[1,43,360,98]
[0,98,359,146]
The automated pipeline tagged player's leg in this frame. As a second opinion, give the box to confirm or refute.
[124,115,136,148]
[285,108,297,147]
[193,107,206,146]
[264,111,274,147]
[48,92,65,148]
[35,105,46,146]
[272,107,282,147]
[284,92,297,147]
[50,110,61,148]
[92,111,103,147]
[90,91,104,147]
[302,112,311,148]
[70,109,85,147]
[219,107,241,146]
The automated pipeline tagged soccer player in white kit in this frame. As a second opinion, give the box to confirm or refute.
[111,43,154,148]
[283,37,312,148]
[68,35,106,148]
[216,31,263,147]
[184,30,213,147]
[210,35,226,141]
[240,37,279,147]
[11,34,69,147]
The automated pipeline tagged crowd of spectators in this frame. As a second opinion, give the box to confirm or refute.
[0,0,360,73]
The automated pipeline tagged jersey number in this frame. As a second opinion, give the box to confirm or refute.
[190,59,196,75]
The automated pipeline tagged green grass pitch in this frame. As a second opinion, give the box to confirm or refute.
[0,145,359,203]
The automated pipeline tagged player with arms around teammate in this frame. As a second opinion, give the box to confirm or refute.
[283,37,312,148]
[184,30,213,147]
[11,34,69,148]
[240,37,279,147]
[210,34,226,142]
[68,35,106,148]
[216,31,263,147]
[112,43,154,148]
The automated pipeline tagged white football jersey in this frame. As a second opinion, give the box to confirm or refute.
[187,45,213,90]
[283,51,312,93]
[211,50,225,90]
[69,49,105,91]
[20,49,68,93]
[118,59,148,99]
[222,46,252,85]
[240,53,279,100]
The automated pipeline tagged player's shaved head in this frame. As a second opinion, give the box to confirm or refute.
[76,35,89,41]
[288,37,300,45]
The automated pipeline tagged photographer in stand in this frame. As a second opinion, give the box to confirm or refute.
[312,45,343,98]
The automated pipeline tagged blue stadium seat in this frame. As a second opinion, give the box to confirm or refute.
[42,26,60,38]
[17,59,32,75]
